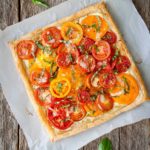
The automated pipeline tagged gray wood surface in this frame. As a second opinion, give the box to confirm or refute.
[0,0,150,150]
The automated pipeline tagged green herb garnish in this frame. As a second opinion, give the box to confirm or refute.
[98,138,112,150]
[90,95,97,101]
[32,0,49,8]
[122,76,130,94]
[112,49,119,61]
[57,82,63,92]
[35,41,52,55]
[68,54,74,62]
[66,28,72,36]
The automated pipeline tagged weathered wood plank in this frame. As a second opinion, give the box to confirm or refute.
[0,0,19,30]
[133,0,150,30]
[0,0,19,150]
[0,85,19,150]
[80,129,120,150]
[119,119,150,150]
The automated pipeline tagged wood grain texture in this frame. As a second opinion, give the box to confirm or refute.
[0,0,150,150]
[0,0,19,150]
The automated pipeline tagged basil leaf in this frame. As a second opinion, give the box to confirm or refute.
[35,41,52,55]
[32,0,49,8]
[66,28,72,36]
[98,138,112,150]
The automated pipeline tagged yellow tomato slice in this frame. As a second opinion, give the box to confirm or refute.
[81,15,108,41]
[110,73,139,105]
[50,78,71,98]
[61,22,83,44]
[57,65,86,90]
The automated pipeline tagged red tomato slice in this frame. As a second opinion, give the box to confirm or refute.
[30,68,50,86]
[47,98,74,130]
[34,87,53,106]
[56,52,71,68]
[41,27,62,48]
[77,88,91,103]
[57,43,79,64]
[96,93,114,111]
[78,54,96,73]
[116,56,131,73]
[102,31,117,44]
[78,37,95,54]
[47,109,73,130]
[92,40,111,61]
[99,70,116,89]
[17,40,37,59]
[70,104,86,121]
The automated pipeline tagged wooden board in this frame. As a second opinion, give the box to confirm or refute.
[0,0,150,149]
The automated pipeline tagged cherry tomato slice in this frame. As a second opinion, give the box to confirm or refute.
[17,40,37,59]
[78,54,96,73]
[61,22,83,44]
[99,70,116,89]
[77,88,91,103]
[57,43,79,64]
[47,109,73,130]
[102,31,117,44]
[92,40,111,61]
[56,52,71,68]
[115,56,131,73]
[41,27,62,48]
[34,87,53,106]
[47,98,74,130]
[30,68,50,86]
[86,73,101,89]
[96,93,114,111]
[70,104,86,121]
[78,37,95,54]
[84,101,103,117]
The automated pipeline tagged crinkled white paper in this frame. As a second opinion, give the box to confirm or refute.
[0,0,150,149]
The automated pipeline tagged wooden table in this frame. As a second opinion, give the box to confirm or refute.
[0,0,150,149]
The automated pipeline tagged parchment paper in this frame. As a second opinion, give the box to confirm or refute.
[0,0,150,149]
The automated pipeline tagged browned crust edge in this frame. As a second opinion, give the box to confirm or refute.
[9,1,149,142]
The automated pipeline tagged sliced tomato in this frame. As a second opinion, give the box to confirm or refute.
[30,68,50,86]
[96,93,114,111]
[61,22,83,44]
[86,73,101,89]
[78,54,96,73]
[50,78,71,98]
[57,43,79,64]
[17,40,37,59]
[47,98,74,130]
[34,87,53,106]
[41,27,62,48]
[99,70,116,89]
[102,31,117,44]
[84,101,103,117]
[92,40,111,61]
[47,109,73,130]
[115,56,131,73]
[77,88,91,103]
[78,37,95,54]
[70,104,86,121]
[56,52,71,68]
[81,15,108,41]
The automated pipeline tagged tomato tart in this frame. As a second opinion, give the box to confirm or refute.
[9,2,148,142]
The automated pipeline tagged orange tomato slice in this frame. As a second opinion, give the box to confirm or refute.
[50,78,71,98]
[84,101,103,117]
[110,73,139,105]
[81,15,108,41]
[61,22,83,44]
